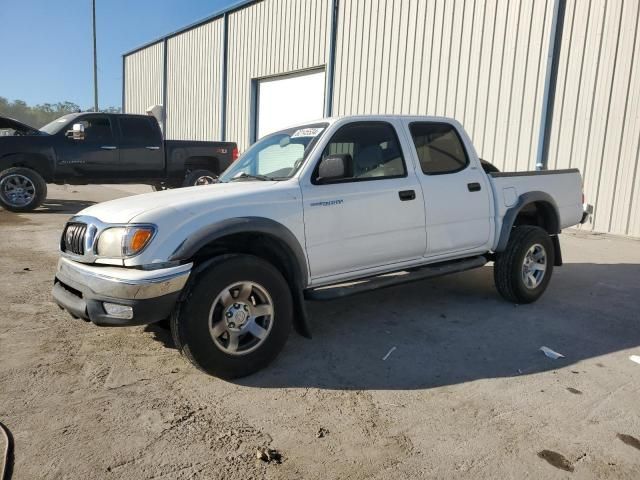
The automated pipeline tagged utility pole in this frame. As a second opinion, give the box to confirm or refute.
[92,0,99,112]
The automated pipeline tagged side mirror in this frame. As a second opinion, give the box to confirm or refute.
[66,123,85,140]
[317,154,353,183]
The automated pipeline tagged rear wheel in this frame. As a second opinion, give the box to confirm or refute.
[494,226,554,304]
[183,169,218,187]
[0,167,47,212]
[171,255,293,378]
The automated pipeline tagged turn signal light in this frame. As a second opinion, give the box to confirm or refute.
[129,228,154,254]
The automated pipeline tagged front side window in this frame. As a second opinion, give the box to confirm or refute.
[410,122,468,175]
[316,122,406,182]
[75,116,113,142]
[219,123,327,182]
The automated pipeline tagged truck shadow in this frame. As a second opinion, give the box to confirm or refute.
[35,198,96,215]
[234,262,640,390]
[34,199,96,214]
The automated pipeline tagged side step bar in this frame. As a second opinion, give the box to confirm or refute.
[304,255,488,301]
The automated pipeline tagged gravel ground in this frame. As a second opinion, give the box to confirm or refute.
[1,184,640,479]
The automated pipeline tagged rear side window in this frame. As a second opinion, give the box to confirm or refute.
[119,117,161,144]
[317,122,406,182]
[409,122,468,175]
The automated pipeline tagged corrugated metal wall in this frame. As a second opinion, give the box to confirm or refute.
[123,42,164,115]
[166,20,223,140]
[225,0,330,150]
[122,0,640,237]
[548,0,640,237]
[332,0,554,172]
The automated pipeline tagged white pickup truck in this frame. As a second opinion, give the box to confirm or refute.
[53,115,592,378]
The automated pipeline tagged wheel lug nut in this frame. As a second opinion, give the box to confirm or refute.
[243,305,249,311]
[226,311,232,318]
[233,303,240,308]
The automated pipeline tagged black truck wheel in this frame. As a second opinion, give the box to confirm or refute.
[0,167,47,212]
[494,226,554,304]
[183,169,218,187]
[171,255,293,379]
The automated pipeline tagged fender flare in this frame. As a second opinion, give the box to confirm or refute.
[169,217,312,338]
[0,152,54,181]
[495,191,560,252]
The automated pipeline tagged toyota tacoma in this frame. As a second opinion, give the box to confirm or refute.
[52,115,593,378]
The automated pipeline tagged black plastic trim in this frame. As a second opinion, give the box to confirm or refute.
[490,168,579,178]
[496,191,561,252]
[305,255,488,301]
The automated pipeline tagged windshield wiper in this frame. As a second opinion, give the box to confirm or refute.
[228,173,274,182]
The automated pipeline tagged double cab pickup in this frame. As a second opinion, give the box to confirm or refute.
[52,115,592,378]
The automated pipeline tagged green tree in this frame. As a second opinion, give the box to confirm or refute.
[0,97,121,128]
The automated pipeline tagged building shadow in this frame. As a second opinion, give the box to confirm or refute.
[225,262,640,390]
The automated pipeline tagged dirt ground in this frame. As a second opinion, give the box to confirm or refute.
[1,184,640,479]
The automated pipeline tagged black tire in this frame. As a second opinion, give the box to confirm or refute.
[0,167,47,212]
[171,255,293,379]
[494,226,554,304]
[183,169,218,187]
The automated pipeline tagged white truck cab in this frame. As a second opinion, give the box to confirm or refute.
[53,115,592,378]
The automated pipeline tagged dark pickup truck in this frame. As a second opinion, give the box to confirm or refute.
[0,113,237,212]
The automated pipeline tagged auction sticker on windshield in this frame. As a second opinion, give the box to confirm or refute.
[291,127,324,138]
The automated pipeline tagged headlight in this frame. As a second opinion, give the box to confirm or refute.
[96,225,156,258]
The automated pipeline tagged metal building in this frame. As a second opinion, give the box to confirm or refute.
[123,0,640,238]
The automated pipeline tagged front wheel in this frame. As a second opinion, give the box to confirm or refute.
[494,226,554,304]
[171,255,293,378]
[0,167,47,212]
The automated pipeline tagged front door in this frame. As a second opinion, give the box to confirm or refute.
[301,121,426,280]
[404,121,492,257]
[56,114,119,179]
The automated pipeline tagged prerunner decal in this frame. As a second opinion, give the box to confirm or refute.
[291,127,324,138]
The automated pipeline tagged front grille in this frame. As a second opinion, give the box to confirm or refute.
[62,222,87,255]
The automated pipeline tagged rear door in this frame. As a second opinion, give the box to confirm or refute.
[301,120,426,280]
[116,116,164,179]
[403,121,492,256]
[55,114,119,179]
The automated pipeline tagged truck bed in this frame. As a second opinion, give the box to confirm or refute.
[488,168,584,230]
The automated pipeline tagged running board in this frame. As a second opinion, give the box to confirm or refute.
[304,255,488,301]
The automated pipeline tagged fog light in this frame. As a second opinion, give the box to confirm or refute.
[103,302,133,319]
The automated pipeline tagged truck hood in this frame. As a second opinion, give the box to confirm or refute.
[79,181,283,223]
[0,116,44,136]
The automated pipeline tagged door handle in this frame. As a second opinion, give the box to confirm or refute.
[100,146,117,150]
[467,182,481,192]
[398,190,416,201]
[145,146,160,150]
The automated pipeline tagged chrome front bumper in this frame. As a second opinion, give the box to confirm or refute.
[53,257,192,326]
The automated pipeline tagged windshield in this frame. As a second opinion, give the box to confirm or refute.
[39,114,79,135]
[219,123,328,182]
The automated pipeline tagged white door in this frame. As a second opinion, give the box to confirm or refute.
[301,121,427,280]
[403,121,492,256]
[257,70,325,139]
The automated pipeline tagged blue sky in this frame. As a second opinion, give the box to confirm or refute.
[0,0,236,109]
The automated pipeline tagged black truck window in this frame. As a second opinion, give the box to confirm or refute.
[76,116,113,142]
[119,117,161,144]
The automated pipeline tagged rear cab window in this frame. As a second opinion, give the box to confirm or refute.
[118,116,161,145]
[314,121,407,183]
[409,122,469,175]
